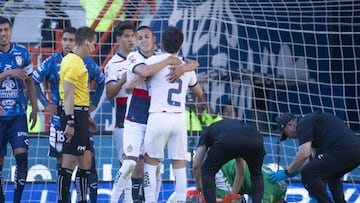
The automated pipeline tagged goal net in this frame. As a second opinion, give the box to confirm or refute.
[1,0,360,202]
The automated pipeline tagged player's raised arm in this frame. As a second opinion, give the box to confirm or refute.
[133,55,182,78]
[167,58,200,83]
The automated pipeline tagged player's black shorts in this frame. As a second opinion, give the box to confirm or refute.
[60,107,90,156]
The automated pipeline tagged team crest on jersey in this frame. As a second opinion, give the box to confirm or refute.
[15,55,23,66]
[56,142,63,152]
[128,55,137,64]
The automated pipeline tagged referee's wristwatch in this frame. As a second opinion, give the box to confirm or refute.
[66,114,75,122]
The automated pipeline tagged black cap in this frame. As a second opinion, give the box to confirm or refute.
[277,113,295,141]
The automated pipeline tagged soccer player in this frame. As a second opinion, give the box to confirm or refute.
[57,26,97,203]
[0,16,38,203]
[192,119,265,203]
[140,26,203,202]
[104,21,136,202]
[111,25,199,203]
[32,26,104,203]
[270,112,360,203]
[216,160,287,203]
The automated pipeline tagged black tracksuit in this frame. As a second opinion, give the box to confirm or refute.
[197,119,266,203]
[296,112,360,203]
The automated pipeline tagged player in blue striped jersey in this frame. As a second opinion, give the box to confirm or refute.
[32,27,104,203]
[0,16,38,203]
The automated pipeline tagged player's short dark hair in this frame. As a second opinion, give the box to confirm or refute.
[161,26,183,54]
[63,27,77,35]
[75,26,96,46]
[0,16,11,27]
[136,25,153,33]
[114,21,135,37]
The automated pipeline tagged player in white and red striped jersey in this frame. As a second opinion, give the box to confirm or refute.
[104,21,136,203]
[111,25,199,203]
[139,26,203,203]
[110,25,156,203]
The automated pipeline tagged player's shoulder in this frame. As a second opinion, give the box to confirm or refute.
[298,112,320,125]
[146,53,171,63]
[106,53,127,67]
[12,43,27,50]
[83,57,100,68]
[112,53,127,61]
[128,50,147,65]
[128,50,141,58]
[43,52,62,63]
[11,43,30,55]
[83,56,97,64]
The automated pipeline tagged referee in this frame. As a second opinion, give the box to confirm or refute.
[270,111,360,203]
[57,26,97,203]
[192,119,266,203]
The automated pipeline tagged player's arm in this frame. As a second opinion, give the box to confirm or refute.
[124,73,146,94]
[34,82,49,107]
[105,72,127,100]
[269,142,310,183]
[63,80,75,141]
[287,141,312,174]
[167,58,199,83]
[34,82,57,114]
[133,55,182,77]
[0,69,28,81]
[86,57,105,111]
[90,81,104,111]
[25,76,39,130]
[191,83,204,100]
[192,145,207,193]
[232,158,246,194]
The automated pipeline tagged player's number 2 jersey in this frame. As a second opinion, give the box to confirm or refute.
[145,53,198,113]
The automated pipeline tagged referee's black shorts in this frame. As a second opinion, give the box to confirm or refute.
[61,107,90,156]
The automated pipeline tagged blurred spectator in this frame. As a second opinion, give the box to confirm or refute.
[221,104,238,119]
[40,0,71,48]
[216,95,238,119]
[197,93,222,126]
[80,0,141,66]
[186,92,222,132]
[0,1,6,11]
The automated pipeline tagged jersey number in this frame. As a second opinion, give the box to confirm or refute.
[167,79,182,107]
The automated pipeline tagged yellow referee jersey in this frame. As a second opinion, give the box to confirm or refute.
[59,53,89,106]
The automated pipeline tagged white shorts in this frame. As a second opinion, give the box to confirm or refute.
[144,112,187,160]
[123,120,146,157]
[113,127,124,162]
